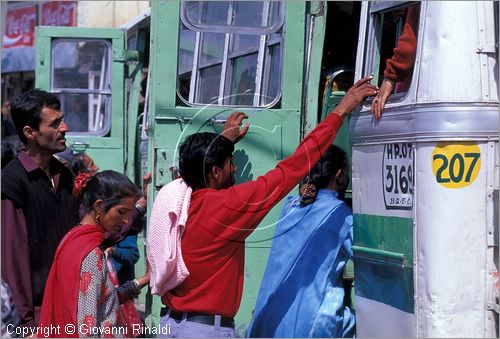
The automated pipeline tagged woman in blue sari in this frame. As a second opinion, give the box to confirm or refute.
[247,145,355,338]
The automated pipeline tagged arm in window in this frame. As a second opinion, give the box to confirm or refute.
[384,5,420,83]
[372,4,420,119]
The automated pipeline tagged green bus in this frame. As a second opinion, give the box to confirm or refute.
[35,1,498,337]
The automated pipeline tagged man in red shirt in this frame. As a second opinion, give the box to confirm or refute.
[156,76,378,338]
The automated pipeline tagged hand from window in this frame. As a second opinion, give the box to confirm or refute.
[371,78,394,119]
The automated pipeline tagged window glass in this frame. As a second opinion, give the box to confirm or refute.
[181,1,283,35]
[184,1,229,25]
[232,35,261,54]
[58,93,89,132]
[199,65,222,103]
[177,1,283,107]
[371,3,420,95]
[56,92,110,134]
[228,53,258,105]
[52,40,111,90]
[233,2,264,26]
[51,39,111,135]
[200,32,224,66]
[262,44,281,105]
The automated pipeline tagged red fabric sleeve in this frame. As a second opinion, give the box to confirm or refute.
[197,113,344,241]
[384,5,420,82]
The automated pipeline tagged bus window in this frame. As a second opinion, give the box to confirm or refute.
[177,1,283,107]
[181,1,283,35]
[369,2,420,99]
[51,39,111,135]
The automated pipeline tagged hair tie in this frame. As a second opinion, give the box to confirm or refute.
[73,172,94,198]
[299,183,317,206]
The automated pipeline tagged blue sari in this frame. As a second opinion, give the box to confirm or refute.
[247,189,355,338]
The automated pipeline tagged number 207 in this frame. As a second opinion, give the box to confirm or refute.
[433,153,480,183]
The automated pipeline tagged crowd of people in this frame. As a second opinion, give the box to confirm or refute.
[1,75,377,338]
[0,62,380,339]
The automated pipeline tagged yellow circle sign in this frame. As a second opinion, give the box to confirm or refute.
[432,143,481,189]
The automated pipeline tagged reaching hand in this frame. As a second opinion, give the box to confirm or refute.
[334,75,379,117]
[142,172,152,200]
[221,111,250,144]
[371,78,394,119]
[136,259,151,289]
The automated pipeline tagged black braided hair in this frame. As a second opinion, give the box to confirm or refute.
[300,145,349,205]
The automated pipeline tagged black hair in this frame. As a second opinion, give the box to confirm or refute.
[10,89,61,144]
[72,152,90,174]
[81,170,140,213]
[178,132,234,190]
[300,144,349,205]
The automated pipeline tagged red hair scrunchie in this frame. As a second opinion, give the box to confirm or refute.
[72,172,94,198]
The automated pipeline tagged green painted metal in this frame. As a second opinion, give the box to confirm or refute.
[303,1,327,136]
[125,60,143,180]
[353,213,414,313]
[281,2,306,110]
[353,214,413,263]
[35,26,129,176]
[352,246,407,266]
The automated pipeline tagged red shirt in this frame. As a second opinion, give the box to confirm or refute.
[163,113,344,317]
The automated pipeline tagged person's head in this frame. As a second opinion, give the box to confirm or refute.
[10,89,68,154]
[1,100,11,118]
[77,170,140,234]
[179,132,236,190]
[72,152,99,175]
[300,145,349,205]
[54,147,74,168]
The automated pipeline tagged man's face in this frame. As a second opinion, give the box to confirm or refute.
[32,107,69,154]
[218,156,237,189]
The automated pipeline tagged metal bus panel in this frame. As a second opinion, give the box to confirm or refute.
[417,1,498,103]
[356,296,415,337]
[415,141,496,337]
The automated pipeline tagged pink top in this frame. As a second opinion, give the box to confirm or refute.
[147,179,192,295]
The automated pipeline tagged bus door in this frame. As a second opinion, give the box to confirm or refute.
[35,27,142,178]
[146,1,308,332]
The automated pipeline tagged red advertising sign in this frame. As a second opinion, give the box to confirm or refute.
[41,1,77,27]
[3,5,37,49]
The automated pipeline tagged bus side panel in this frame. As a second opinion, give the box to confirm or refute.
[352,144,416,337]
[416,141,494,337]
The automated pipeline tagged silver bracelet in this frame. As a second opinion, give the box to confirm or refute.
[133,278,140,289]
[135,202,146,214]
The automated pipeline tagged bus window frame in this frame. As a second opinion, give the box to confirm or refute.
[50,38,113,137]
[363,1,420,107]
[176,1,284,108]
[180,1,284,36]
